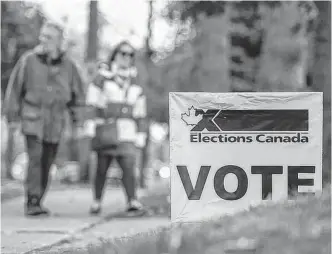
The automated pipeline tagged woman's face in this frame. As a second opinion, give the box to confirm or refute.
[114,44,135,69]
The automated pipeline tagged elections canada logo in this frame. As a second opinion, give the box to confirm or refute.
[181,106,310,144]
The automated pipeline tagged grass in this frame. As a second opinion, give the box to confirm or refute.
[47,185,330,254]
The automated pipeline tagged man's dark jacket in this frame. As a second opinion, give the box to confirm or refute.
[4,47,86,143]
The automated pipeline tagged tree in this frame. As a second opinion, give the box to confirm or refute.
[228,1,262,92]
[145,0,154,59]
[137,4,233,124]
[1,1,44,95]
[139,0,154,188]
[164,1,226,22]
[86,0,98,62]
[160,1,261,94]
[156,4,231,93]
[312,1,331,183]
[256,1,318,92]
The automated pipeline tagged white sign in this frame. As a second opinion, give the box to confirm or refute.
[169,92,323,222]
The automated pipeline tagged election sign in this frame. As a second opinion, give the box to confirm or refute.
[169,92,323,222]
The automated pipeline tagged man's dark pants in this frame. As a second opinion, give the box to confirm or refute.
[25,135,59,206]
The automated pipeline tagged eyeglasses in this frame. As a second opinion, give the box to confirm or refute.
[39,34,53,41]
[118,50,134,58]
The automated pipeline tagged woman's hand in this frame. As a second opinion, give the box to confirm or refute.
[72,125,86,139]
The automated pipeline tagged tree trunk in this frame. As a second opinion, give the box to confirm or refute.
[313,1,331,185]
[139,119,150,188]
[145,1,154,60]
[86,0,98,62]
[75,0,99,183]
[229,1,262,92]
[139,1,154,188]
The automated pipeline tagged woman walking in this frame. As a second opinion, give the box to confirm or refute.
[85,41,147,215]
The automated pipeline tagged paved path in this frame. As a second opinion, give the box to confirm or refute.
[1,180,170,254]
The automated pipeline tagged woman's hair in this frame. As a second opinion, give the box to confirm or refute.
[108,40,136,67]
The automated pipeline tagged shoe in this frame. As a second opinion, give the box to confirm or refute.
[25,195,50,217]
[25,205,50,216]
[127,199,145,213]
[90,201,101,215]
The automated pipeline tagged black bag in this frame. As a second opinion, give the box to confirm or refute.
[90,82,133,151]
[91,119,119,151]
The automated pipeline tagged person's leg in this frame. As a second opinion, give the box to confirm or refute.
[116,154,144,212]
[40,140,59,203]
[24,135,45,216]
[116,154,136,202]
[78,137,92,182]
[90,152,113,214]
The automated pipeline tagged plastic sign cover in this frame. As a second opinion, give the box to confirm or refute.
[169,92,323,222]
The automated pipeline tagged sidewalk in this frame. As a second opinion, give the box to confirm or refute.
[1,180,170,254]
[1,179,24,202]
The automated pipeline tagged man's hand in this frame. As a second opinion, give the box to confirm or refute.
[8,121,21,132]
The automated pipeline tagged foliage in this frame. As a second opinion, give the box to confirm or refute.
[1,1,44,95]
[159,1,319,93]
[0,1,92,95]
[164,1,226,23]
[256,1,317,91]
[148,1,324,111]
[136,52,168,123]
[140,14,230,123]
[312,1,331,183]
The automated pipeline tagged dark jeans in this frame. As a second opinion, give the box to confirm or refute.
[94,153,136,203]
[77,137,92,182]
[25,135,58,205]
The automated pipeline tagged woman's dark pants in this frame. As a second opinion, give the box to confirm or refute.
[94,152,136,203]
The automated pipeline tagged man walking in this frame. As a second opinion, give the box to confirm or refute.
[3,20,86,216]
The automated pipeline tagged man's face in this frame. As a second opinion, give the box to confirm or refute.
[38,24,62,53]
